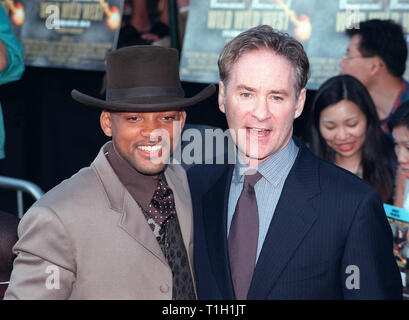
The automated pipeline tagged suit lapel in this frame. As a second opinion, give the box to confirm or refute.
[119,193,167,265]
[202,163,236,300]
[91,142,167,266]
[248,141,321,299]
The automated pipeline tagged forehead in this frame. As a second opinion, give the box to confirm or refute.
[320,100,364,119]
[393,125,409,140]
[229,49,296,92]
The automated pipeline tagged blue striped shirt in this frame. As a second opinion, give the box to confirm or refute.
[227,138,299,261]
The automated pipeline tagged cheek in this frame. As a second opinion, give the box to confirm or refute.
[225,108,244,127]
[353,123,367,141]
[319,126,334,143]
[114,128,139,149]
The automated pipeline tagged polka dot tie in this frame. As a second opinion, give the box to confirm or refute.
[148,178,176,226]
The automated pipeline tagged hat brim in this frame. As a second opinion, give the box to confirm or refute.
[71,84,216,112]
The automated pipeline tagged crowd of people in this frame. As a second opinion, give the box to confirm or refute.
[1,2,409,300]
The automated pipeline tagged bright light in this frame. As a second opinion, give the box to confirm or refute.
[106,6,120,30]
[294,14,312,41]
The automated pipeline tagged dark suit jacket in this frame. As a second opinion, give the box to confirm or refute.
[187,138,402,299]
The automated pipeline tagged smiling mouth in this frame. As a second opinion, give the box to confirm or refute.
[336,143,354,152]
[136,144,164,158]
[246,127,272,137]
[137,145,162,152]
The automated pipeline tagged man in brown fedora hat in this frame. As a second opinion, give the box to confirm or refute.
[4,45,215,299]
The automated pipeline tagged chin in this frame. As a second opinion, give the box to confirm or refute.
[139,167,166,176]
[239,150,269,166]
[337,150,358,158]
[133,160,167,176]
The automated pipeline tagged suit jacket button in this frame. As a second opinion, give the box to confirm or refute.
[160,284,169,293]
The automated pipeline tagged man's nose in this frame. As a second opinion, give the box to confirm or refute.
[140,121,161,140]
[252,97,270,121]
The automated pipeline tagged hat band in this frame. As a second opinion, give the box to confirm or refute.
[107,87,185,101]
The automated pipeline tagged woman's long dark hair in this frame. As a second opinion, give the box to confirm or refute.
[308,75,394,202]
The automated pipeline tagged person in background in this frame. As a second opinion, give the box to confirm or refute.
[340,19,409,137]
[388,100,409,210]
[0,6,24,159]
[309,75,395,203]
[118,0,170,47]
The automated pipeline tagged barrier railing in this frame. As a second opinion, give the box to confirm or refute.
[0,176,44,218]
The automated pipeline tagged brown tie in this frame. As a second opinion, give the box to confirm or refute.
[228,170,262,300]
[148,178,176,226]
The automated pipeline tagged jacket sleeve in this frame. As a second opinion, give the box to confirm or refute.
[4,206,76,300]
[341,189,403,299]
[0,5,24,86]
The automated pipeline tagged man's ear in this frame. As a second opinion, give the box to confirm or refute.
[218,81,226,114]
[179,110,187,131]
[294,88,306,119]
[100,111,113,137]
[369,56,383,76]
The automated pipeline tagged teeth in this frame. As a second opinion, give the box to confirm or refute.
[248,128,271,136]
[249,127,270,131]
[137,145,161,152]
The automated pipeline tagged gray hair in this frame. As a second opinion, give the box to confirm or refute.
[218,25,310,97]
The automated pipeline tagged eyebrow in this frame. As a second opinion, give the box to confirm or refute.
[236,84,289,96]
[321,115,360,123]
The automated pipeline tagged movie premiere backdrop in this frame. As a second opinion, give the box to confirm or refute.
[0,0,123,71]
[180,0,409,90]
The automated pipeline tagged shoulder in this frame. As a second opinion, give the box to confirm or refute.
[319,157,373,195]
[30,165,107,218]
[293,141,376,210]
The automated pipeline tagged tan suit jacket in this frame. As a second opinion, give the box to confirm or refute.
[5,142,195,299]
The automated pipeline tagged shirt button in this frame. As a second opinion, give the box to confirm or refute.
[160,284,169,293]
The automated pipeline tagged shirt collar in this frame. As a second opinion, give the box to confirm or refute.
[104,142,161,211]
[233,138,299,187]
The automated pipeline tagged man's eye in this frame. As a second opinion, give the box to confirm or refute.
[240,92,251,98]
[162,116,176,121]
[127,116,140,121]
[272,96,283,101]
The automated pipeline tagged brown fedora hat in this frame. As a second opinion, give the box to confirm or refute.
[71,45,216,112]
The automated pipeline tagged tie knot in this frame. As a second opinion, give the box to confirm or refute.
[243,170,262,188]
[153,178,173,200]
[149,178,176,226]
